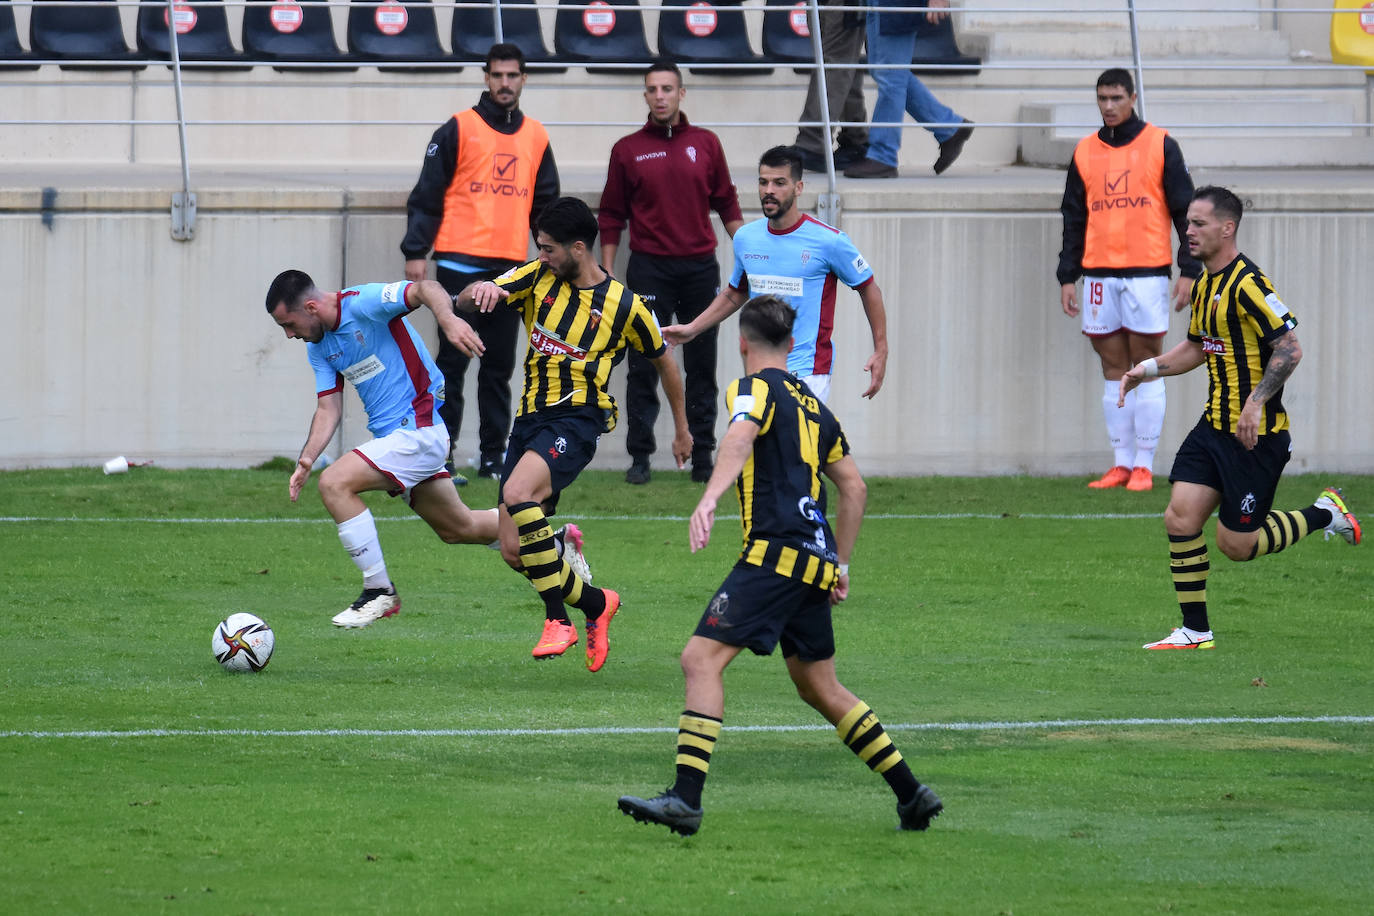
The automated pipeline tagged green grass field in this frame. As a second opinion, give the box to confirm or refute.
[2,468,1371,914]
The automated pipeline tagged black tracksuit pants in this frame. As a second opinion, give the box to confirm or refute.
[434,263,522,468]
[623,252,720,467]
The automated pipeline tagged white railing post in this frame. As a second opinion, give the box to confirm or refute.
[165,0,196,241]
[807,0,841,224]
[1126,0,1147,119]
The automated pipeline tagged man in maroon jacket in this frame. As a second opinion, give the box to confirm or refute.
[599,59,744,485]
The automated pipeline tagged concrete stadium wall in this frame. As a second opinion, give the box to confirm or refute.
[1,167,1369,476]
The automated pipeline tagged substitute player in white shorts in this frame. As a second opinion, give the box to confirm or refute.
[266,270,589,629]
[1073,275,1175,490]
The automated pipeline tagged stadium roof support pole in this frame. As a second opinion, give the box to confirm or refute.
[165,0,196,242]
[1126,0,1147,120]
[808,0,841,226]
[493,0,506,44]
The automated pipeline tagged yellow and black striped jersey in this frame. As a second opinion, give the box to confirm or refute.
[494,260,667,432]
[1187,253,1298,435]
[727,368,850,590]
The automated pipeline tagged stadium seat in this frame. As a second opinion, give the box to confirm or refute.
[553,0,652,75]
[910,7,980,76]
[451,3,564,73]
[347,0,459,71]
[29,0,148,70]
[0,0,39,70]
[242,1,358,72]
[137,1,251,69]
[761,0,813,73]
[657,0,771,76]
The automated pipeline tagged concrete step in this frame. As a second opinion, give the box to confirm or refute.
[959,0,1265,31]
[1020,98,1374,168]
[968,26,1292,61]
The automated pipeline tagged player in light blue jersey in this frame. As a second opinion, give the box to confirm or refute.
[266,269,591,629]
[664,145,889,404]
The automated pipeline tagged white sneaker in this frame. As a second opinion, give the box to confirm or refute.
[331,587,401,628]
[558,523,592,584]
[1315,487,1362,545]
[1143,626,1215,650]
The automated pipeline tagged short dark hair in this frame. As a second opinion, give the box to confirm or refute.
[1193,185,1244,227]
[537,197,598,248]
[1096,68,1135,95]
[739,295,796,348]
[484,42,526,73]
[646,58,682,85]
[265,269,315,314]
[759,145,803,182]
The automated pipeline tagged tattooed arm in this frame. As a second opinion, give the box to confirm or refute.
[1236,329,1303,450]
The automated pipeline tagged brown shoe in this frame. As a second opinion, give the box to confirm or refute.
[843,157,898,179]
[933,120,974,175]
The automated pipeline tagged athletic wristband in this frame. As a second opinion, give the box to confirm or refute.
[838,563,850,577]
[1139,358,1159,378]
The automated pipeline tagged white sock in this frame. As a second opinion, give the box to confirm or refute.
[1133,378,1166,472]
[1104,380,1135,468]
[337,509,391,590]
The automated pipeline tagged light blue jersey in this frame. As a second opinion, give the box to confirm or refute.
[305,281,445,439]
[728,214,875,376]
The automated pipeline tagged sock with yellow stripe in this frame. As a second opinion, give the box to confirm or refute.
[670,711,721,808]
[836,701,919,805]
[509,501,573,623]
[1248,507,1326,559]
[1170,532,1210,632]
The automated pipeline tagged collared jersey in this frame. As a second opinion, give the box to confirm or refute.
[727,367,849,590]
[306,281,443,439]
[494,260,667,431]
[729,215,874,378]
[1187,253,1298,435]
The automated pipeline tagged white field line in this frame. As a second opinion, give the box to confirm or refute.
[4,715,1371,740]
[0,512,1161,524]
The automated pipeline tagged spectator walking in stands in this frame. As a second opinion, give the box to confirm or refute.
[401,42,560,483]
[844,0,973,178]
[792,0,870,174]
[599,59,744,485]
[1059,68,1199,492]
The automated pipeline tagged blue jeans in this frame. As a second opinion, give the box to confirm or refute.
[865,13,960,166]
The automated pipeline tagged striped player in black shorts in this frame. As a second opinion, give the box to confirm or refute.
[1120,186,1360,650]
[617,294,942,836]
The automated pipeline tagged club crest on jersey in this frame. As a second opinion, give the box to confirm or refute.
[355,330,366,346]
[686,145,698,163]
[799,249,811,266]
[587,309,603,331]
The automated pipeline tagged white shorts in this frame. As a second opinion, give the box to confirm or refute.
[797,373,831,403]
[1080,275,1170,337]
[353,423,451,502]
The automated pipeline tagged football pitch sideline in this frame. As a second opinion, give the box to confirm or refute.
[2,468,1370,914]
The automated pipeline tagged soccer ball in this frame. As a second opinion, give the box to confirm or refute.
[212,613,275,672]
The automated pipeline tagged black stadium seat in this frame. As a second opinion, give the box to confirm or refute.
[0,0,39,70]
[242,1,358,71]
[137,0,250,69]
[761,0,813,72]
[553,0,651,74]
[657,0,771,76]
[451,3,564,72]
[347,0,459,71]
[30,0,147,70]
